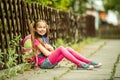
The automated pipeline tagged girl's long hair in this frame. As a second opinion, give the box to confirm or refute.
[29,20,50,67]
[30,20,50,51]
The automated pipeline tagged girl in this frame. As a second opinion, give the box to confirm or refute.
[29,20,102,70]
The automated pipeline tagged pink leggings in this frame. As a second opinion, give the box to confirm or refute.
[48,46,91,66]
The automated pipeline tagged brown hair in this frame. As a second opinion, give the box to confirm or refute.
[33,20,49,38]
[30,20,50,49]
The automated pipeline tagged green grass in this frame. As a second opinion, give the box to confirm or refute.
[69,37,100,51]
[55,37,100,52]
[110,53,120,80]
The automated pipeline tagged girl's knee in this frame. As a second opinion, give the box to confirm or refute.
[57,46,66,51]
[66,47,71,50]
[58,46,64,49]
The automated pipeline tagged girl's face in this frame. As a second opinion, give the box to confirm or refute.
[36,21,47,36]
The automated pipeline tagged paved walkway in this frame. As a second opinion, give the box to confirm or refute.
[9,39,120,80]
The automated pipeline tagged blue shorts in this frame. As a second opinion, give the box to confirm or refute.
[40,58,57,69]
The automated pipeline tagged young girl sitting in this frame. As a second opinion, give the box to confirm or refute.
[23,20,102,70]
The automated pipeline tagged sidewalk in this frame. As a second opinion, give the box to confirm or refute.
[13,39,120,80]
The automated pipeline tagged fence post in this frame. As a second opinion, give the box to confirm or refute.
[21,0,28,37]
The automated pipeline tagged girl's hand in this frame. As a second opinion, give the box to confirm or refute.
[33,63,39,70]
[44,43,54,52]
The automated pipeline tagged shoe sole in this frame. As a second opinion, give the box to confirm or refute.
[94,63,102,68]
[77,66,94,70]
[77,68,94,70]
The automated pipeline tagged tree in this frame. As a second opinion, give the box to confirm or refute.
[103,0,120,13]
[25,0,87,14]
[71,0,87,14]
[25,0,73,11]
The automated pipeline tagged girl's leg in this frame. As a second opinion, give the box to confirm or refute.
[55,55,64,63]
[48,46,84,66]
[66,47,91,64]
[66,47,102,68]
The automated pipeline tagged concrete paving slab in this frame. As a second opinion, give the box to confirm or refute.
[114,60,120,80]
[60,40,120,80]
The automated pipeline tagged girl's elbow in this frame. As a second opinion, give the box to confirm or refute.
[45,52,51,57]
[45,54,49,57]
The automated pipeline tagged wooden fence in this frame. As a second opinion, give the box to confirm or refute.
[0,0,95,69]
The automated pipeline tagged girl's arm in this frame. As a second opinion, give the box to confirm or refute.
[44,43,54,52]
[36,43,52,57]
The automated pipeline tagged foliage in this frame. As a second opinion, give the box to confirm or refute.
[54,38,68,48]
[25,0,87,13]
[70,0,87,14]
[0,35,31,79]
[0,35,34,79]
[70,37,99,51]
[103,0,120,13]
[28,0,52,6]
[25,0,73,11]
[0,50,4,69]
[52,0,73,11]
[0,35,21,79]
[17,54,33,74]
[54,37,99,51]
